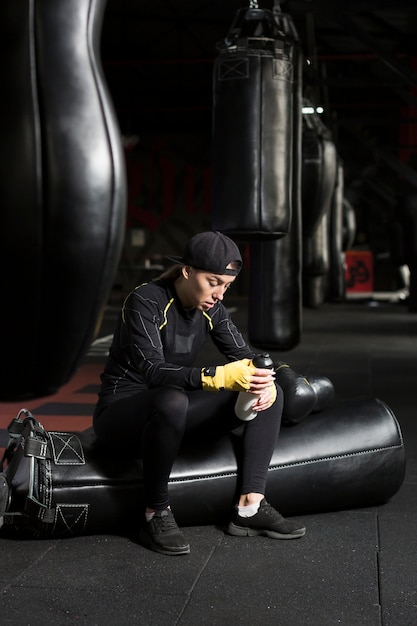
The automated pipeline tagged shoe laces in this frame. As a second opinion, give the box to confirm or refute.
[262,500,284,521]
[152,509,178,533]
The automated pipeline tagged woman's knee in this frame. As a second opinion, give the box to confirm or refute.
[152,387,189,431]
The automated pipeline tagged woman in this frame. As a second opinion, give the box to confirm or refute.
[93,231,306,555]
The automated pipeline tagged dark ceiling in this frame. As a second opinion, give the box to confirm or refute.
[101,0,417,229]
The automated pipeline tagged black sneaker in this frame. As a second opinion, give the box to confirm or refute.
[227,498,306,540]
[139,509,190,555]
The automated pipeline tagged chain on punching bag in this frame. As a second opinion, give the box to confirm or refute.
[248,6,303,351]
[212,1,297,240]
[0,0,126,400]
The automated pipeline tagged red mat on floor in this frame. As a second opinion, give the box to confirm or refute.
[0,363,102,455]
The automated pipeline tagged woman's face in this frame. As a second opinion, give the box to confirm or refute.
[178,266,236,311]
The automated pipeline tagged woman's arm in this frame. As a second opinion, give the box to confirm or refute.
[116,288,202,390]
[208,303,255,362]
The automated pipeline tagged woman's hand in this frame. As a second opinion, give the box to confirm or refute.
[248,367,276,392]
[249,368,277,412]
[252,385,277,411]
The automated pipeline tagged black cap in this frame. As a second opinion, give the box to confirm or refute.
[166,231,242,276]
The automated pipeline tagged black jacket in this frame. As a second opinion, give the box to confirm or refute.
[96,279,254,406]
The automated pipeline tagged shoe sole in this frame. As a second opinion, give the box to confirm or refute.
[139,530,190,556]
[148,544,191,556]
[227,522,306,540]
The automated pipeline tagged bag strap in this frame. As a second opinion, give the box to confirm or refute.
[1,409,56,532]
[1,408,31,470]
[1,408,50,476]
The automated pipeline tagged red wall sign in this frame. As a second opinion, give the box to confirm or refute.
[345,250,374,293]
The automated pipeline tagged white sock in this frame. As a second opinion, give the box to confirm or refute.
[145,505,170,522]
[238,501,261,518]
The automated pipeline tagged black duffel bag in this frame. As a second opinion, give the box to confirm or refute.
[1,410,93,537]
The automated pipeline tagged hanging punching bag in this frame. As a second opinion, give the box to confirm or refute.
[301,108,323,238]
[328,160,345,302]
[342,197,356,251]
[301,111,337,240]
[248,9,303,351]
[302,115,337,308]
[0,0,126,400]
[212,3,297,240]
[303,212,330,308]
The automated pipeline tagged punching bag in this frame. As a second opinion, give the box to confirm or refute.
[212,4,297,239]
[301,114,337,241]
[248,11,303,351]
[0,0,127,400]
[328,160,345,302]
[342,197,356,251]
[303,213,329,308]
[302,113,337,308]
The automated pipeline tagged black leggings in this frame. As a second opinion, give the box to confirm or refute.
[93,385,283,510]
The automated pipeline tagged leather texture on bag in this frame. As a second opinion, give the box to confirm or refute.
[301,112,338,308]
[212,8,300,240]
[247,26,303,351]
[328,161,345,302]
[0,0,126,400]
[0,398,406,537]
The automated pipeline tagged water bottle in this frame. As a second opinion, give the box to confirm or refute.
[234,353,274,421]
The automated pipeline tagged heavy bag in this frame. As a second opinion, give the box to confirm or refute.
[303,212,329,308]
[343,197,356,251]
[328,160,345,302]
[248,219,302,350]
[301,112,338,239]
[301,109,324,238]
[212,6,300,239]
[0,0,126,400]
[302,114,337,308]
[248,22,303,350]
[0,398,405,536]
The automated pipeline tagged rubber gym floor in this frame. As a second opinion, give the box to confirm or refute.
[1,296,416,626]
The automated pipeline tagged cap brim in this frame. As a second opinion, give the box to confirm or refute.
[165,255,241,276]
[165,255,184,265]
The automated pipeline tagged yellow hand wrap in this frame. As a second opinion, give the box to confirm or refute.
[201,358,256,392]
